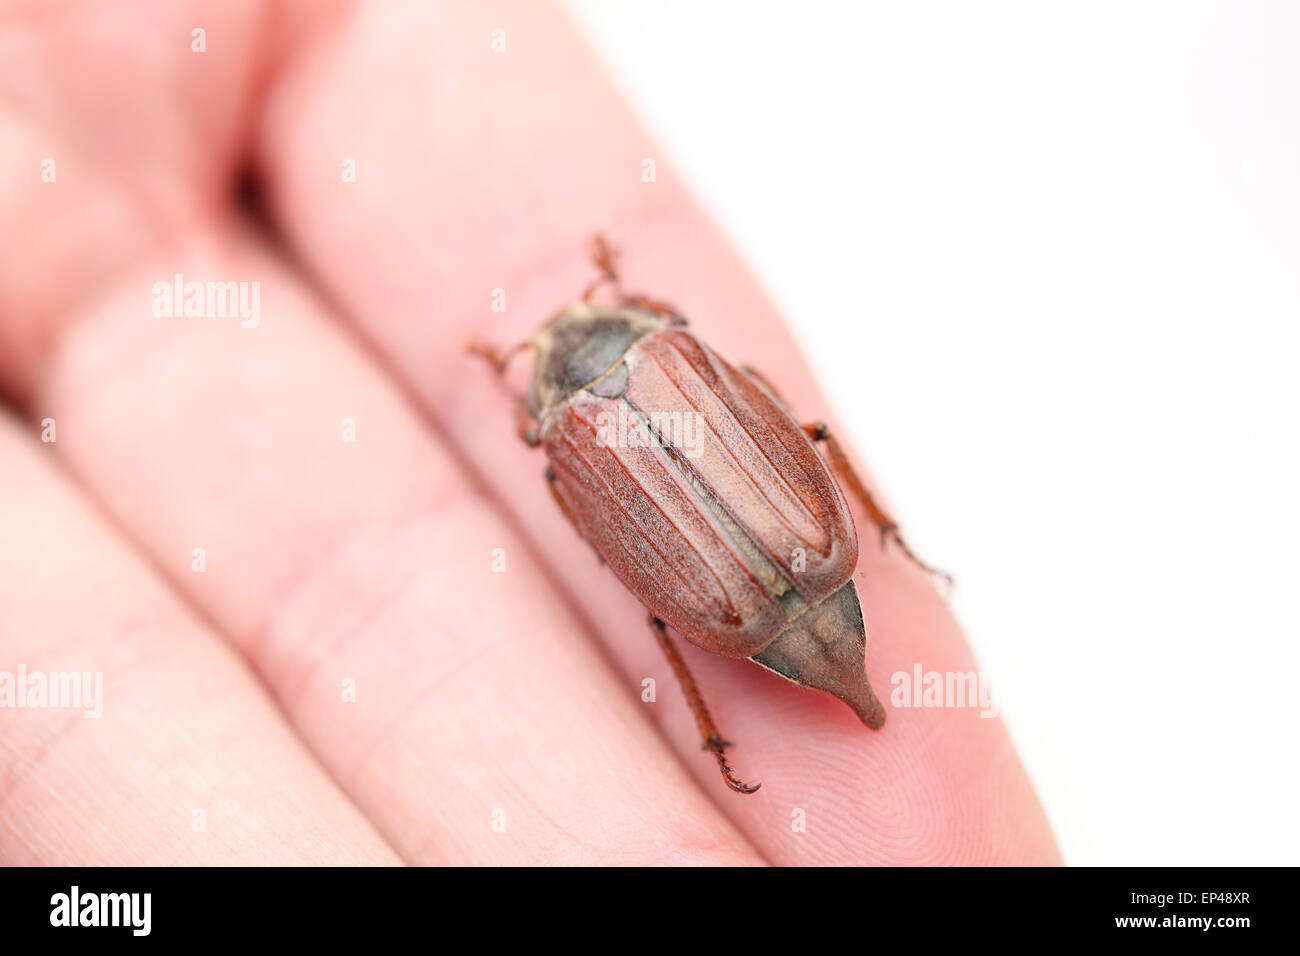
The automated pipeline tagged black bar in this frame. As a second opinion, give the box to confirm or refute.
[0,865,1278,943]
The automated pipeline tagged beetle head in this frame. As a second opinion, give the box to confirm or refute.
[527,302,670,424]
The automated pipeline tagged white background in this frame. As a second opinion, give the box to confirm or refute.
[567,0,1300,865]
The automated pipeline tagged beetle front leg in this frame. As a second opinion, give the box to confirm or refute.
[467,341,540,447]
[621,293,687,325]
[580,235,686,322]
[803,422,953,587]
[582,234,624,301]
[466,338,530,378]
[648,617,760,795]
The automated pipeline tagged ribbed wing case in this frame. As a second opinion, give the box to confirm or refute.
[543,328,858,658]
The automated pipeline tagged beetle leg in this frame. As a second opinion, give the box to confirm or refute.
[582,234,624,301]
[621,293,687,325]
[803,421,953,587]
[466,339,531,378]
[648,617,760,795]
[467,341,541,447]
[581,235,686,323]
[742,363,951,585]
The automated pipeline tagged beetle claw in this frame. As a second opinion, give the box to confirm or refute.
[716,755,761,794]
[721,768,762,795]
[705,735,761,794]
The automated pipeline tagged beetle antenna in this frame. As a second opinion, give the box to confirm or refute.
[648,616,761,795]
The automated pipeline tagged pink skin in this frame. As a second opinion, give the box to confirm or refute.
[0,1,1060,864]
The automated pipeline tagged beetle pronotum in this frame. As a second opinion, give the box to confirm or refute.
[471,237,947,793]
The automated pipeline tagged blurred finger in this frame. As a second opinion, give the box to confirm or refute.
[0,415,398,865]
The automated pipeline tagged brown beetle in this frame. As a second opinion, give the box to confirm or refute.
[472,237,946,793]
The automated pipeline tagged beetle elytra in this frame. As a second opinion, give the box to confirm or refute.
[471,237,947,793]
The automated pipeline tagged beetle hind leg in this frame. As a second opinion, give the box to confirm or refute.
[802,422,953,587]
[741,363,951,585]
[703,735,758,795]
[648,617,760,795]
